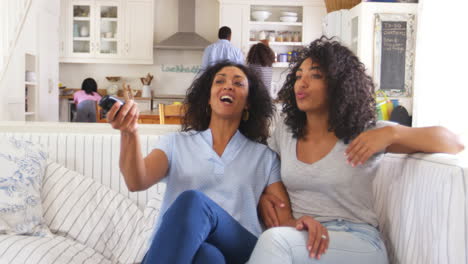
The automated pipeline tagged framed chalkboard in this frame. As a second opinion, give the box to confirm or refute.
[374,14,416,97]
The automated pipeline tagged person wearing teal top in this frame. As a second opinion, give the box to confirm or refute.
[106,61,288,263]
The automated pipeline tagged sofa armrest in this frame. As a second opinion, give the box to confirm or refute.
[42,161,159,263]
[373,153,467,264]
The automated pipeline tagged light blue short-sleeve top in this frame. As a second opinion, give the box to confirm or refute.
[201,39,245,71]
[151,128,281,238]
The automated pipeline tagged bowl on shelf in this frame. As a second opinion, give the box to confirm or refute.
[280,16,298,23]
[105,76,121,82]
[252,11,271,22]
[281,11,298,17]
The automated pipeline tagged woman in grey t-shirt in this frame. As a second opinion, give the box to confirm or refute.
[248,37,464,264]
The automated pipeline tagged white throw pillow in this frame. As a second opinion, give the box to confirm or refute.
[0,137,51,236]
[42,161,156,263]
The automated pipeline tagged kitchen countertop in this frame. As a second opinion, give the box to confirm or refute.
[59,89,181,101]
[59,95,152,100]
[59,88,150,100]
[153,94,185,99]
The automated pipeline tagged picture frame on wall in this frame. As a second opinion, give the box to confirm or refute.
[373,13,416,97]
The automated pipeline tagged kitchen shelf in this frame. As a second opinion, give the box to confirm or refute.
[248,41,303,46]
[73,17,90,21]
[25,52,37,121]
[73,37,91,41]
[101,38,117,42]
[247,4,305,68]
[249,21,302,27]
[101,17,118,22]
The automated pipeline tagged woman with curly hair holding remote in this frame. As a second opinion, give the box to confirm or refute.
[248,37,464,264]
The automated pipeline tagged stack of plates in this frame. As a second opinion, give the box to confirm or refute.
[280,11,298,22]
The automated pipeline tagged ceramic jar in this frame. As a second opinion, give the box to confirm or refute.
[258,31,266,40]
[80,26,89,37]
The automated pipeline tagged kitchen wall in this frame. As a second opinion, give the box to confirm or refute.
[59,0,220,95]
[0,0,60,121]
[0,11,37,121]
[60,50,204,95]
[411,0,468,160]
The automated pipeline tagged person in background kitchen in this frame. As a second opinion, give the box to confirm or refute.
[73,78,102,122]
[200,26,244,71]
[247,37,464,264]
[246,42,275,97]
[73,77,102,105]
[106,61,292,264]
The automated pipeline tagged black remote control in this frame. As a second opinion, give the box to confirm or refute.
[98,95,125,116]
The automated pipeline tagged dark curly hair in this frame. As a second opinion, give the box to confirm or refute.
[278,36,376,143]
[246,43,275,67]
[182,61,274,144]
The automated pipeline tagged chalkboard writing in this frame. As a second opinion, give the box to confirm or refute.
[380,21,406,91]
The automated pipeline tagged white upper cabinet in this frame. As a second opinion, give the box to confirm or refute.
[124,0,154,63]
[219,3,249,52]
[95,1,122,58]
[60,0,154,64]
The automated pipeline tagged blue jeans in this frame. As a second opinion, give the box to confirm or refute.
[248,219,388,264]
[142,190,257,264]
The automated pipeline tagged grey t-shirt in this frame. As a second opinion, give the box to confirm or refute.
[269,119,394,227]
[248,64,273,93]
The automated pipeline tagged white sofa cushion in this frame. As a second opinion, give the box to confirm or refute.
[0,235,110,264]
[0,137,51,237]
[374,153,467,264]
[42,161,159,263]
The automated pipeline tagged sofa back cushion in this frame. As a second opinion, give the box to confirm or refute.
[0,137,51,236]
[42,161,160,263]
[374,153,467,264]
[0,131,173,209]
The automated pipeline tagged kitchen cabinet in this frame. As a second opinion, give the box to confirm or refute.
[68,0,122,59]
[322,9,351,47]
[60,0,153,64]
[59,93,151,122]
[25,53,38,121]
[135,98,151,112]
[124,0,154,63]
[218,0,325,68]
[219,3,249,52]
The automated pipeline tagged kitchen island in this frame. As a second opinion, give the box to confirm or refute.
[59,88,185,122]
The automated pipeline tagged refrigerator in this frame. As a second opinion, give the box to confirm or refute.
[322,9,351,47]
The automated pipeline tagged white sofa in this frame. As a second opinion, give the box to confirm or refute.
[0,121,466,264]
